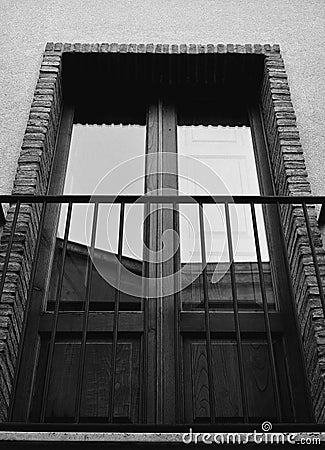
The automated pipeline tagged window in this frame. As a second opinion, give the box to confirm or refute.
[11,51,312,425]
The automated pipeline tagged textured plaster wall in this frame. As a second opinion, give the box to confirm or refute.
[0,0,325,196]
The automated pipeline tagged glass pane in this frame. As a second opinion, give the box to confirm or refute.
[177,124,275,310]
[64,124,146,197]
[48,124,146,310]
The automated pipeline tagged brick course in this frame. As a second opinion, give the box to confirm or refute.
[0,42,324,423]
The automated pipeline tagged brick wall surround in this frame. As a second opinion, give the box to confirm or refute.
[0,42,325,423]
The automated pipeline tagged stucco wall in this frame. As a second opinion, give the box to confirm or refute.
[0,0,324,196]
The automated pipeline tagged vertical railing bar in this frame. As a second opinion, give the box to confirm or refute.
[250,202,282,421]
[40,201,73,422]
[198,202,216,424]
[173,201,182,423]
[0,201,21,296]
[224,203,249,423]
[108,202,125,423]
[302,202,325,316]
[74,201,99,422]
[8,201,47,422]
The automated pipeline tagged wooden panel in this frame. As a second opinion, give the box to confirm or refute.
[213,343,243,418]
[81,342,140,422]
[80,343,110,419]
[189,343,210,420]
[187,342,242,421]
[46,342,80,420]
[31,338,140,423]
[112,344,133,420]
[243,342,276,420]
[184,339,281,423]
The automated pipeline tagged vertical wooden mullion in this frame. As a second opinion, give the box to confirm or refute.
[144,98,179,424]
[161,100,178,424]
[144,102,159,423]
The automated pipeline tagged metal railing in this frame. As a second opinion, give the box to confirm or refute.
[0,194,324,427]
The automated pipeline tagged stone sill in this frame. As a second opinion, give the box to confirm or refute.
[0,431,324,447]
[0,431,183,443]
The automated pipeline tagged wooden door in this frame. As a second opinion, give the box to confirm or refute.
[12,107,147,423]
[175,97,312,424]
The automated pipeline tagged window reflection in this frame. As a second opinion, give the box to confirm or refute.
[49,124,146,311]
[177,125,275,310]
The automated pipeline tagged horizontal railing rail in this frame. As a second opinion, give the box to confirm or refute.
[1,194,325,204]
